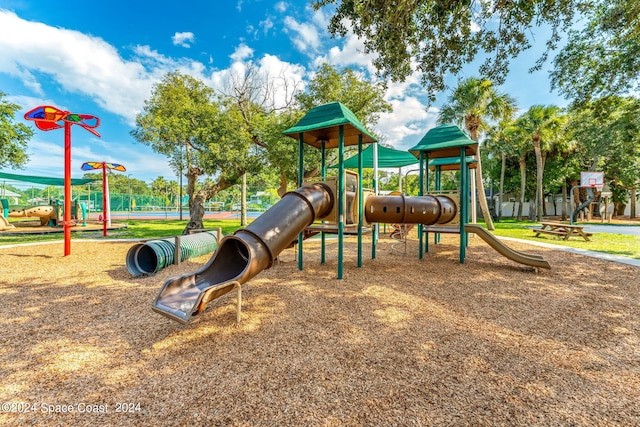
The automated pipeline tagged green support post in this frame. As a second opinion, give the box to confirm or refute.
[424,151,430,254]
[321,141,326,264]
[435,165,442,244]
[371,144,378,260]
[357,134,363,268]
[418,151,424,259]
[337,125,345,279]
[297,133,304,270]
[459,146,467,263]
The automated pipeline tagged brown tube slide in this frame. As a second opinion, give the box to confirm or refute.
[152,183,334,324]
[364,194,457,226]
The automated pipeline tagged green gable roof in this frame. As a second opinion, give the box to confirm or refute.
[283,102,377,148]
[332,144,418,169]
[409,124,477,159]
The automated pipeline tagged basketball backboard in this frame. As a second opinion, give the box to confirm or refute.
[580,171,604,190]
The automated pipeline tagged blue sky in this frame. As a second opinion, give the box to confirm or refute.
[0,0,569,187]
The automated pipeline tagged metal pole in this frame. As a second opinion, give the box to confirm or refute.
[460,147,468,263]
[128,174,132,220]
[63,122,72,256]
[418,151,424,259]
[372,142,379,259]
[337,125,345,279]
[297,133,304,271]
[102,164,107,237]
[424,151,429,254]
[179,144,183,221]
[321,141,326,264]
[357,134,363,268]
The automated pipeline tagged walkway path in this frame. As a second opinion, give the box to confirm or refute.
[499,236,640,268]
[582,224,640,236]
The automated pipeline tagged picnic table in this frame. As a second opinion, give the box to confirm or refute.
[532,221,592,241]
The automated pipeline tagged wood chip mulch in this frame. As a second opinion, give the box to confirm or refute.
[0,233,638,426]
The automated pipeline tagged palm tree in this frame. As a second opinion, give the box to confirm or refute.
[438,78,517,230]
[484,119,518,220]
[505,122,534,221]
[516,105,565,221]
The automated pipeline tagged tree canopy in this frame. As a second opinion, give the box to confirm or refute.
[0,92,33,169]
[314,0,587,100]
[131,71,257,232]
[551,0,640,104]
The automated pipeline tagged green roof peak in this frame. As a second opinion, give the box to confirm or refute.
[409,124,477,159]
[283,102,377,148]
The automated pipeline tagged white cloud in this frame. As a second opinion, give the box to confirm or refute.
[274,1,287,13]
[283,16,320,53]
[0,10,212,125]
[0,11,150,122]
[373,97,439,149]
[172,31,195,48]
[317,28,378,75]
[260,17,274,34]
[230,44,254,62]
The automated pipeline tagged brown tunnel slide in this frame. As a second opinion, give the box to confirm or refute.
[152,184,548,323]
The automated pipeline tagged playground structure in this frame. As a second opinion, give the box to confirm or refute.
[152,103,550,325]
[0,197,15,230]
[1,197,87,228]
[7,204,55,226]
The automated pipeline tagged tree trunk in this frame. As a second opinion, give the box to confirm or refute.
[561,182,568,221]
[498,152,505,220]
[277,172,288,198]
[475,152,494,229]
[241,172,247,227]
[184,166,203,234]
[186,190,206,233]
[517,155,527,222]
[533,138,544,222]
[183,167,234,234]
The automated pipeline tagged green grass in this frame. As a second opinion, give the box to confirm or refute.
[0,219,242,246]
[2,217,638,260]
[486,218,640,260]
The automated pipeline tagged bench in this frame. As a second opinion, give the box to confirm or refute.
[532,229,568,237]
[532,222,592,242]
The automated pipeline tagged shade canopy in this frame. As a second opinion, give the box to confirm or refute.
[333,144,419,169]
[0,171,98,186]
[283,102,377,148]
[409,124,477,159]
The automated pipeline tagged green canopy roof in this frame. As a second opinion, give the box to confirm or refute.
[409,124,477,159]
[0,171,98,186]
[332,144,418,169]
[283,102,377,148]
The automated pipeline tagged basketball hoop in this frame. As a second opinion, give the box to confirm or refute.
[571,171,605,224]
[581,171,604,191]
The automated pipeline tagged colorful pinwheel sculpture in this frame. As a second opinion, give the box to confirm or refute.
[24,105,102,256]
[24,105,101,136]
[81,162,126,237]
